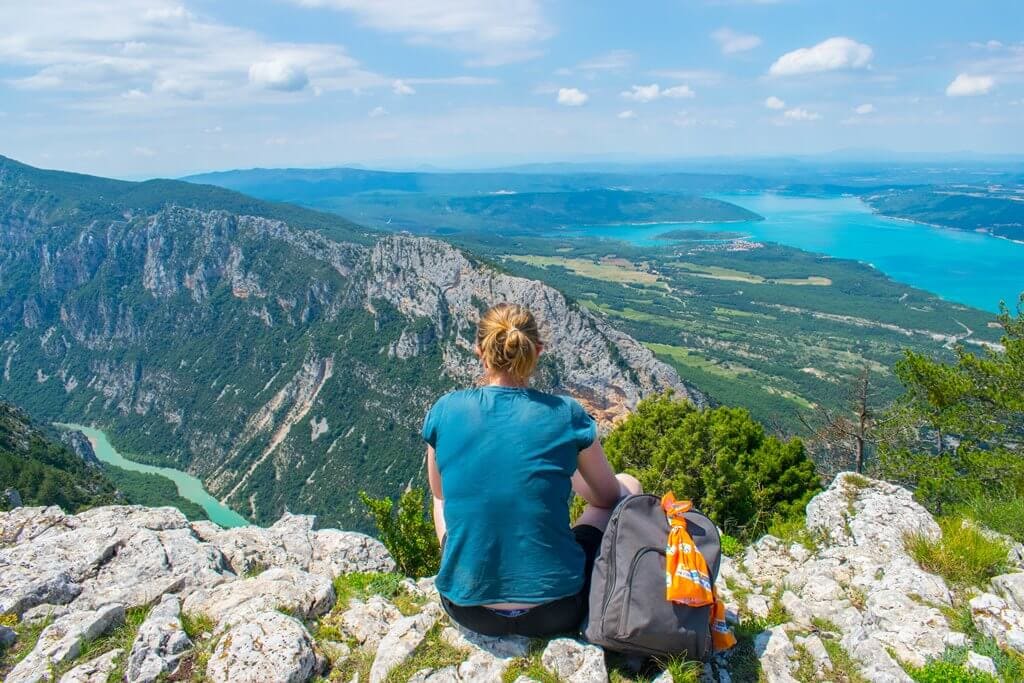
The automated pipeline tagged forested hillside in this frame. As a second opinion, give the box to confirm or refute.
[0,155,695,530]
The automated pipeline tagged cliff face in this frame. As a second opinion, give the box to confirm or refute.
[0,156,700,529]
[2,475,1021,683]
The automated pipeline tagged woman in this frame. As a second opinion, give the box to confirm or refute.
[423,303,642,638]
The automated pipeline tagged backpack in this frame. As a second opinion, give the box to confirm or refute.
[583,494,722,660]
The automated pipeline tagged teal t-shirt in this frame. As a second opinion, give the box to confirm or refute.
[422,386,597,606]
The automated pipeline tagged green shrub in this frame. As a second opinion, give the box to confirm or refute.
[907,659,996,683]
[904,516,1009,588]
[719,533,743,557]
[604,393,822,540]
[957,493,1024,543]
[361,488,441,578]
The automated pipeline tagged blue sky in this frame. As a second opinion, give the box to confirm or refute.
[1,0,1022,178]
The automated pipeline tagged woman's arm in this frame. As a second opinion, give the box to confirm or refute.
[426,445,446,545]
[573,439,622,509]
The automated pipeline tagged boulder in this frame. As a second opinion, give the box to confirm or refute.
[0,506,68,545]
[441,624,530,680]
[753,626,799,683]
[970,591,1024,653]
[368,603,442,683]
[6,603,125,683]
[206,610,319,683]
[125,593,192,683]
[182,567,334,627]
[57,648,123,683]
[338,595,403,648]
[541,638,608,683]
[992,572,1024,611]
[966,651,997,677]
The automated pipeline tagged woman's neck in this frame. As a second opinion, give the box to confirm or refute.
[483,372,527,388]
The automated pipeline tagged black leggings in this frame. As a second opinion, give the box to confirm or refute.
[439,524,603,638]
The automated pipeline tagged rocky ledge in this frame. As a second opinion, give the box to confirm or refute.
[1,474,1023,682]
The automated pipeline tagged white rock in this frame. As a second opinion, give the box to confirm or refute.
[0,506,68,544]
[746,594,771,619]
[992,572,1024,611]
[369,603,442,683]
[801,634,831,672]
[6,603,125,683]
[965,651,997,677]
[125,593,192,683]
[57,648,123,683]
[340,595,403,648]
[970,591,1024,653]
[206,610,319,683]
[438,624,529,681]
[753,626,799,683]
[182,567,334,627]
[540,638,608,683]
[780,591,813,627]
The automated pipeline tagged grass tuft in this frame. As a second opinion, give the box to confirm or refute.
[904,516,1009,588]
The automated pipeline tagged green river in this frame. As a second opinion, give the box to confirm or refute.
[56,423,249,528]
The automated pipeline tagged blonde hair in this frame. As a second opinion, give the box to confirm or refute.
[476,303,542,385]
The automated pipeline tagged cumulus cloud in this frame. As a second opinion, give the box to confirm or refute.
[0,0,380,108]
[946,73,994,96]
[764,96,785,110]
[621,83,694,102]
[290,0,552,65]
[368,105,388,117]
[556,87,588,106]
[249,59,309,91]
[769,37,873,76]
[854,103,875,114]
[617,109,637,119]
[711,28,762,54]
[783,107,821,121]
[392,79,416,95]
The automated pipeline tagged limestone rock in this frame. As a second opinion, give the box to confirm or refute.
[369,603,442,683]
[970,591,1024,653]
[125,593,192,683]
[966,651,997,677]
[206,610,319,683]
[6,603,125,683]
[754,626,799,683]
[540,638,608,683]
[440,624,530,680]
[992,572,1024,611]
[0,506,67,545]
[57,648,123,683]
[339,595,403,648]
[182,567,334,627]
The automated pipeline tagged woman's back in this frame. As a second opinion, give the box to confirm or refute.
[424,385,596,605]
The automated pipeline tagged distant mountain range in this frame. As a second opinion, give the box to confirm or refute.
[0,154,697,530]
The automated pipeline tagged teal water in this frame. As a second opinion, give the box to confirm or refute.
[569,193,1024,313]
[57,423,249,528]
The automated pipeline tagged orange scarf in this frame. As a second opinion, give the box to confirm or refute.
[661,493,737,651]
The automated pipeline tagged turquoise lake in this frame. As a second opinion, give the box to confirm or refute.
[569,193,1024,313]
[57,423,249,528]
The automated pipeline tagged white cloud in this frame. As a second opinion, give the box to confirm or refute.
[621,84,661,103]
[662,85,695,99]
[617,109,637,119]
[248,59,309,91]
[621,83,694,102]
[556,87,588,106]
[577,49,633,72]
[854,103,875,114]
[783,107,821,121]
[769,37,873,76]
[369,105,388,117]
[0,0,380,109]
[764,96,785,110]
[132,145,156,157]
[392,79,416,95]
[945,73,994,97]
[650,69,722,84]
[290,0,552,65]
[711,28,762,54]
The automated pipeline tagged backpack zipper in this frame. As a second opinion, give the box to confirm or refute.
[618,545,664,639]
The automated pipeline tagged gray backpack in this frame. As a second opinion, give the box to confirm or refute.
[584,494,722,660]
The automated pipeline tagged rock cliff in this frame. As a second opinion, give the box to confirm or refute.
[2,474,1022,682]
[0,155,701,530]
